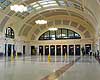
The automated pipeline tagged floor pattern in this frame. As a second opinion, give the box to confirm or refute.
[41,57,80,80]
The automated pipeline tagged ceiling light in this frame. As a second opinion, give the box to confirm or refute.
[10,5,27,13]
[48,28,58,31]
[35,20,47,24]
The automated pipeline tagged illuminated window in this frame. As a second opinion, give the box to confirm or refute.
[5,27,14,39]
[39,28,81,40]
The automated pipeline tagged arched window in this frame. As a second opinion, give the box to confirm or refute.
[5,27,14,39]
[39,28,81,40]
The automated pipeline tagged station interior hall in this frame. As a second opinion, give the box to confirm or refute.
[0,0,100,80]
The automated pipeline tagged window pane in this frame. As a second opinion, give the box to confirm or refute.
[5,27,14,39]
[3,1,11,6]
[56,29,61,39]
[75,33,80,38]
[68,30,74,38]
[0,0,5,3]
[44,31,49,37]
[62,29,67,38]
[50,31,55,40]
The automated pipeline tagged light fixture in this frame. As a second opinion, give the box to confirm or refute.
[35,20,47,24]
[10,5,27,13]
[48,28,58,31]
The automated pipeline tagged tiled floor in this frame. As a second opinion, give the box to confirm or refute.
[59,56,100,80]
[0,56,100,80]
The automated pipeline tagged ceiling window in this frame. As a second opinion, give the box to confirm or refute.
[0,0,11,10]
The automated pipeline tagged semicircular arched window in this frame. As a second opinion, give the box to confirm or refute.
[39,28,81,40]
[5,27,14,39]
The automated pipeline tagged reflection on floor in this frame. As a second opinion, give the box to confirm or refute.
[0,56,99,80]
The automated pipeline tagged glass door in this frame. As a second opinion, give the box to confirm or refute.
[23,45,25,56]
[69,45,74,55]
[45,45,49,55]
[85,44,91,55]
[50,45,55,55]
[62,45,67,56]
[31,46,36,55]
[39,46,43,55]
[75,45,80,55]
[8,44,12,57]
[56,45,61,55]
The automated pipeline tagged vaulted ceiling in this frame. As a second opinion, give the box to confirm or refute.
[0,0,100,40]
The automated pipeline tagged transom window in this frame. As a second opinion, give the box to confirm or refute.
[39,28,81,40]
[5,27,14,39]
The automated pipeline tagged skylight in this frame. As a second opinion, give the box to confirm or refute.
[27,0,82,12]
[0,0,11,10]
[10,5,27,13]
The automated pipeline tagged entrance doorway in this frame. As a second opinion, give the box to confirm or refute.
[45,45,49,55]
[23,45,25,55]
[5,44,7,56]
[39,46,43,55]
[56,45,61,55]
[8,44,12,57]
[50,45,55,55]
[62,45,67,56]
[31,46,36,55]
[69,45,74,55]
[75,45,80,55]
[85,44,91,55]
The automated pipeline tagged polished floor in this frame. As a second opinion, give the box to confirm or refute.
[0,56,100,80]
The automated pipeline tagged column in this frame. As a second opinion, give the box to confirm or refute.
[43,45,45,61]
[67,45,69,56]
[37,45,39,55]
[11,44,14,56]
[80,44,83,57]
[49,45,50,55]
[37,45,39,61]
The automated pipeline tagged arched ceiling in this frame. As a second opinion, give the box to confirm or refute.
[0,0,100,40]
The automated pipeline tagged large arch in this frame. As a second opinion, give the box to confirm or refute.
[19,9,96,39]
[0,0,97,39]
[25,15,95,40]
